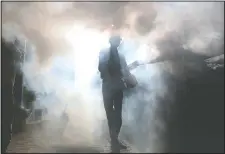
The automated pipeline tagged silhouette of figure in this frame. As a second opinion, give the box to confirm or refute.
[98,35,130,152]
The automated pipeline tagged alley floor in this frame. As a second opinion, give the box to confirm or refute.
[6,120,133,153]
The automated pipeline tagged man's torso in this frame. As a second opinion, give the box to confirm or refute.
[99,47,129,92]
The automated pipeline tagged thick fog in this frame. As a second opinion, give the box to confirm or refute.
[2,2,224,152]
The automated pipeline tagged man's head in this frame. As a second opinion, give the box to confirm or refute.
[109,35,122,48]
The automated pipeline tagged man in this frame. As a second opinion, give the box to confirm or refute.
[98,35,130,152]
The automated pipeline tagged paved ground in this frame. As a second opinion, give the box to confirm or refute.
[6,122,54,153]
[6,121,133,153]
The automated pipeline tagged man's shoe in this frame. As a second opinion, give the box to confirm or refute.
[118,141,127,150]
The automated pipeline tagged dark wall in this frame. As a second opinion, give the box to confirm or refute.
[165,66,224,153]
[1,39,30,152]
[2,39,16,153]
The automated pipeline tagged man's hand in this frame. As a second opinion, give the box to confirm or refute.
[128,60,145,70]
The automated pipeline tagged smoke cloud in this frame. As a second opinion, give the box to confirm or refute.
[2,1,224,152]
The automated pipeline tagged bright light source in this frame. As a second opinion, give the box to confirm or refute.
[136,44,149,63]
[65,24,110,93]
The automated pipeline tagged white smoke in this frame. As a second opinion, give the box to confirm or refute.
[2,1,223,152]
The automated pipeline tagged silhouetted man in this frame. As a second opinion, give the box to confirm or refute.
[98,35,130,152]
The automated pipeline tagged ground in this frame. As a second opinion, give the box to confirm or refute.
[6,120,133,153]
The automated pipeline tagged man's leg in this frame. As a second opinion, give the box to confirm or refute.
[102,89,115,144]
[114,91,123,138]
[114,91,127,150]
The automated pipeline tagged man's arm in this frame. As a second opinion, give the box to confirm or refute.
[98,51,106,73]
[120,55,131,76]
[98,50,109,79]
